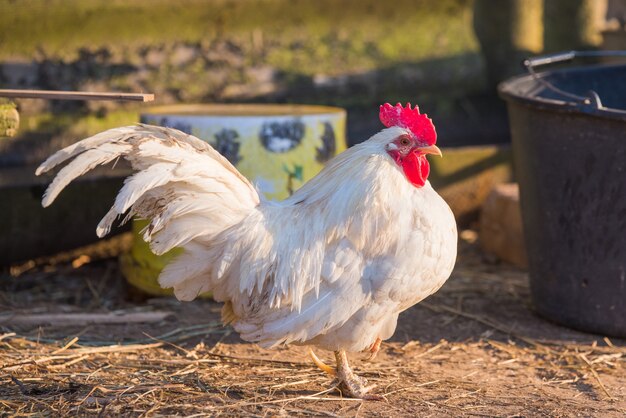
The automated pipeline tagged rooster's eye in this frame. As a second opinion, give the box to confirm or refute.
[399,136,411,146]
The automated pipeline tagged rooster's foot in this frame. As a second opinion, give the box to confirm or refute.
[332,373,380,400]
[333,350,382,400]
[365,337,382,361]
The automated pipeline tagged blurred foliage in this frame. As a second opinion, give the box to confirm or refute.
[19,109,138,137]
[0,101,19,137]
[0,0,493,147]
[0,0,477,75]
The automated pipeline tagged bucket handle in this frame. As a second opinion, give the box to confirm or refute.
[524,50,626,109]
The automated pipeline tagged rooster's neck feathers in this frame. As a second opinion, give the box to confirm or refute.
[283,126,421,208]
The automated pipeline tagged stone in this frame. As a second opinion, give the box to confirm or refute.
[479,183,528,268]
[247,66,276,84]
[0,60,39,87]
[145,48,167,68]
[170,43,197,66]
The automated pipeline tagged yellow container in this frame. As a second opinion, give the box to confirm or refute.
[121,104,347,296]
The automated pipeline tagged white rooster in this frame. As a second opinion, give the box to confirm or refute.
[37,103,457,399]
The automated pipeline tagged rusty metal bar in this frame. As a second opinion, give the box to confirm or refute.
[0,89,154,102]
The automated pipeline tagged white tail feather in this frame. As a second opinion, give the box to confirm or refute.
[113,163,175,213]
[36,128,131,176]
[41,143,130,207]
[37,124,260,295]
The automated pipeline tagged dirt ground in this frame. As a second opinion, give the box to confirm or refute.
[1,233,624,417]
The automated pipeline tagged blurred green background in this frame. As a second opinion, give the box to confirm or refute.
[0,0,622,264]
[0,0,481,153]
[0,0,619,158]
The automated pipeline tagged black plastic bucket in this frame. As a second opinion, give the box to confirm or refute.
[499,52,626,338]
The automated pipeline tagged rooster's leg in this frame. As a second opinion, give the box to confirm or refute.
[332,350,382,400]
[365,337,382,361]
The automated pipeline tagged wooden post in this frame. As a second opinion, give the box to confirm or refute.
[544,0,608,51]
[473,0,544,89]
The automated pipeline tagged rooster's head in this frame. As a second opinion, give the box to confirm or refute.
[379,102,441,188]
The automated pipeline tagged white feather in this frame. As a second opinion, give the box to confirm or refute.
[114,163,176,213]
[41,143,130,207]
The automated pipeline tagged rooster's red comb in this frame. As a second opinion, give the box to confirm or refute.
[379,103,436,145]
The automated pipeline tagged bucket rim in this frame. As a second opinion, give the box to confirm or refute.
[498,62,626,121]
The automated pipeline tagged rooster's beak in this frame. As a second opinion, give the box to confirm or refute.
[418,145,442,157]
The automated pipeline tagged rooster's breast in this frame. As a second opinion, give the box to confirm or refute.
[392,183,457,310]
[309,182,457,352]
